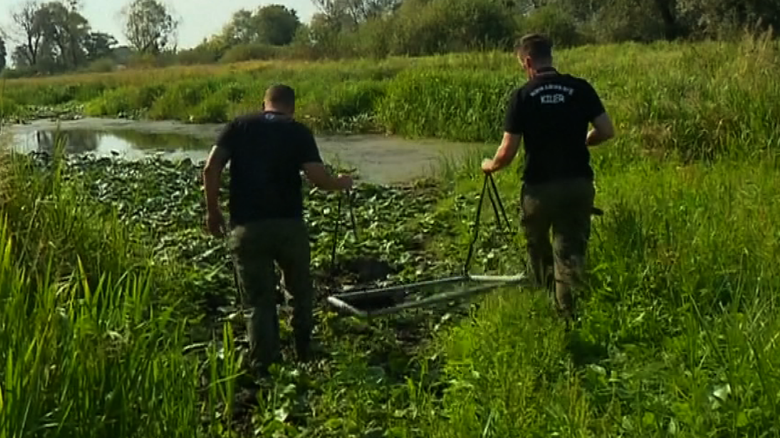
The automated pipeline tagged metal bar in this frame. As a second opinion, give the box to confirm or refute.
[467,274,527,283]
[326,296,368,318]
[488,173,511,230]
[348,190,359,241]
[330,276,468,300]
[463,175,489,275]
[330,195,343,276]
[359,281,515,317]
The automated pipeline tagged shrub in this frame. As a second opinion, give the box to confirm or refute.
[220,44,283,63]
[520,5,583,48]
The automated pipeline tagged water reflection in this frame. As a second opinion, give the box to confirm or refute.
[13,129,212,161]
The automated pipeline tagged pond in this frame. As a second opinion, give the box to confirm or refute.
[3,118,486,185]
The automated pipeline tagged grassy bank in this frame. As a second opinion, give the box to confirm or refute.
[4,36,780,160]
[2,36,780,437]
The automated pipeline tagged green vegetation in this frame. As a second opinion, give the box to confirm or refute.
[3,35,780,436]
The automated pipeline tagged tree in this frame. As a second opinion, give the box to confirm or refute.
[312,0,400,28]
[0,37,6,71]
[38,1,91,69]
[83,32,118,61]
[222,9,256,44]
[121,0,179,54]
[10,0,46,66]
[255,5,301,45]
[221,5,301,46]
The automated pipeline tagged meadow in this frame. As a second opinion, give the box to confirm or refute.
[2,33,780,437]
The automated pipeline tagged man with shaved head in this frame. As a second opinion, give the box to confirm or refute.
[203,84,353,377]
[482,34,615,321]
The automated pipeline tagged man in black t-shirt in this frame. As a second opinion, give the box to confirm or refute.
[481,34,615,320]
[203,84,353,375]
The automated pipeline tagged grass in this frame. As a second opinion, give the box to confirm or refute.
[2,34,780,437]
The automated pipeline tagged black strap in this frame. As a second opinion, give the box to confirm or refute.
[330,190,359,276]
[463,174,513,275]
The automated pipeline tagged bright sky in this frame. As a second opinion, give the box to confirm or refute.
[5,0,319,49]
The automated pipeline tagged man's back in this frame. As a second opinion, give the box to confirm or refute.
[216,111,323,225]
[505,71,606,184]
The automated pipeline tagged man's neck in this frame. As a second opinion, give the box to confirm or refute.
[263,107,292,119]
[531,65,557,79]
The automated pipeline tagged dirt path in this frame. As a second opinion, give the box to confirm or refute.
[5,118,484,185]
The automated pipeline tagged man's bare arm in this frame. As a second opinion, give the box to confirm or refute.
[483,132,522,174]
[203,145,230,213]
[586,112,615,147]
[302,162,352,191]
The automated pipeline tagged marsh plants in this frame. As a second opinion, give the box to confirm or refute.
[2,35,780,437]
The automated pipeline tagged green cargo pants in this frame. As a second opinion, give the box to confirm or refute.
[228,219,314,374]
[520,177,595,318]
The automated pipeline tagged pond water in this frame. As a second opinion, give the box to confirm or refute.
[4,118,486,185]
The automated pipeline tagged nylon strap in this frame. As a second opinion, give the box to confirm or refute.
[463,173,513,276]
[330,190,359,276]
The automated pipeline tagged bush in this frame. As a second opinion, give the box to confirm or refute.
[389,0,516,56]
[84,87,139,116]
[148,80,216,121]
[177,44,226,65]
[377,69,516,142]
[520,5,583,48]
[86,57,118,73]
[190,93,230,123]
[220,44,283,63]
[0,97,20,118]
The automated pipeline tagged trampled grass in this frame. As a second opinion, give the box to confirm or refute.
[2,34,780,437]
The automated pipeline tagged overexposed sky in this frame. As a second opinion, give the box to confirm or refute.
[5,0,319,49]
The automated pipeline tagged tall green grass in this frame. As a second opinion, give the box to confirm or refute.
[0,143,241,437]
[416,155,780,436]
[407,36,780,435]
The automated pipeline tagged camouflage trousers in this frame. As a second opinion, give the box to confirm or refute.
[228,219,314,374]
[520,178,595,318]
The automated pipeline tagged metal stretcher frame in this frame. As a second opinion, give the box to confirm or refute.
[326,273,529,318]
[326,174,531,318]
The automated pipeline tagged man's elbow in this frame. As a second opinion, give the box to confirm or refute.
[203,164,214,180]
[592,114,616,141]
[602,126,616,140]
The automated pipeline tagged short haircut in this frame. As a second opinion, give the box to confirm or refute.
[264,84,296,107]
[516,34,553,61]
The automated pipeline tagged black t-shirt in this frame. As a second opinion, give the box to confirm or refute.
[504,70,606,184]
[216,111,323,225]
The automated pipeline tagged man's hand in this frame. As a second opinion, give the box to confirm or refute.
[336,174,354,190]
[482,133,521,175]
[303,163,355,191]
[481,158,496,174]
[206,209,226,238]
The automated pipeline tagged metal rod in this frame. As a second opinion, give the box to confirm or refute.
[330,276,468,300]
[467,274,527,283]
[360,281,515,317]
[330,195,343,275]
[488,173,511,231]
[463,175,489,275]
[348,190,359,241]
[326,296,368,318]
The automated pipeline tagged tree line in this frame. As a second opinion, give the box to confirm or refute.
[1,0,779,77]
[0,0,179,77]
